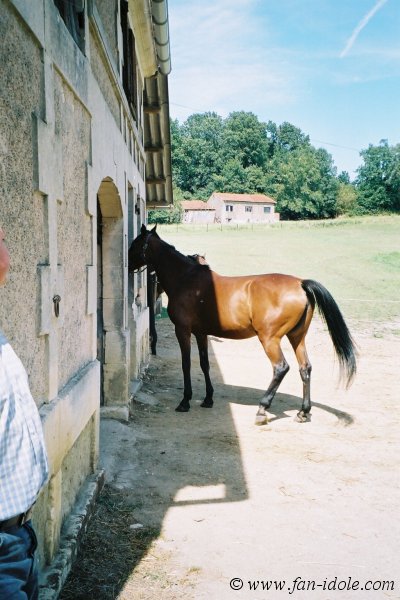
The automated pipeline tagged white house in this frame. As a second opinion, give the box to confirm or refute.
[181,200,216,223]
[208,193,279,224]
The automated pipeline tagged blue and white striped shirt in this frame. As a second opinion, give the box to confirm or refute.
[0,331,49,520]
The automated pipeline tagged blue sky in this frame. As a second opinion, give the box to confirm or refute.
[166,0,400,178]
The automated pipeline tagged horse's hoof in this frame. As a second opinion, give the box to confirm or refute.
[175,404,190,413]
[200,399,213,408]
[295,411,309,423]
[255,414,268,426]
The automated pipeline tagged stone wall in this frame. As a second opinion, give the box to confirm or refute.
[0,0,151,594]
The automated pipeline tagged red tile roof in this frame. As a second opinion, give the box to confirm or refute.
[210,193,276,204]
[181,200,215,211]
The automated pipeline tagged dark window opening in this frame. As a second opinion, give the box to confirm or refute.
[54,0,85,51]
[120,0,138,121]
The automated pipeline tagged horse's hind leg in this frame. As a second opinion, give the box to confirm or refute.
[195,334,214,408]
[288,331,312,423]
[256,336,289,425]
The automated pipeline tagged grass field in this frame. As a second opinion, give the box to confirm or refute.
[156,215,400,330]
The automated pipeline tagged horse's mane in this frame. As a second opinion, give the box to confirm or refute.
[158,236,210,270]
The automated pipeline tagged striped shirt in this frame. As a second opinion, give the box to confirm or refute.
[0,331,49,520]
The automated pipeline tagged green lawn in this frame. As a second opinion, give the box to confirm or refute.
[156,216,400,328]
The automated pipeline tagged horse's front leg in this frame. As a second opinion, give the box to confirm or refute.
[195,333,214,408]
[175,325,192,412]
[148,305,158,355]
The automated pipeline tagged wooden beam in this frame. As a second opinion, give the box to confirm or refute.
[145,144,163,153]
[146,176,166,184]
[144,103,161,114]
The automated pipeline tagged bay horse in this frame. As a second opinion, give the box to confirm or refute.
[129,225,357,425]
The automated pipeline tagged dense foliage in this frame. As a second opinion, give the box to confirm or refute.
[355,140,400,214]
[150,112,399,222]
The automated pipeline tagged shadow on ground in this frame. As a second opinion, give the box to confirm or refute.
[60,317,353,599]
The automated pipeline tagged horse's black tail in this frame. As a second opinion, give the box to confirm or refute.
[302,279,357,387]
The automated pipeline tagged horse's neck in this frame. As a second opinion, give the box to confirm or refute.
[149,241,189,297]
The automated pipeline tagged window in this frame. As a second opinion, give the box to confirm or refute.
[120,0,138,120]
[225,205,233,212]
[263,206,271,213]
[245,206,252,212]
[54,0,85,51]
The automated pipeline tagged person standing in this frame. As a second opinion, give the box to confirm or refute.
[0,227,49,599]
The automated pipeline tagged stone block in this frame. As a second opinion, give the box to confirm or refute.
[104,329,129,365]
[103,363,128,405]
[102,297,124,329]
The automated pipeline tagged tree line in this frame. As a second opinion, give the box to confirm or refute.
[149,111,400,222]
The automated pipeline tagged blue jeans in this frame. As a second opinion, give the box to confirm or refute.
[0,521,39,599]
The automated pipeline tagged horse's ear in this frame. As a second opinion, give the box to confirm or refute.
[141,224,147,236]
[151,224,157,233]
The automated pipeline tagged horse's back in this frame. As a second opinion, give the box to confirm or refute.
[212,272,305,303]
[203,271,308,339]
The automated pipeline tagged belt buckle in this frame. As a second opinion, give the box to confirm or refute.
[18,506,33,527]
[17,512,26,527]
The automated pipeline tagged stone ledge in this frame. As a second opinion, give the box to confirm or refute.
[39,469,105,600]
[100,404,130,421]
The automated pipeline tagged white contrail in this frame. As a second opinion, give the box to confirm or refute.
[340,0,389,57]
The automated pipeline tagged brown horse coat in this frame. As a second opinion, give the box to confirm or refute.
[129,225,356,425]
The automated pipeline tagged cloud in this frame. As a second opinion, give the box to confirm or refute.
[340,0,389,58]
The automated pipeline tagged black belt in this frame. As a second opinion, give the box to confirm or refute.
[0,506,34,531]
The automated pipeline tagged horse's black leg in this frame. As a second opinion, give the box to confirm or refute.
[174,325,192,412]
[147,271,158,355]
[296,364,312,422]
[149,306,157,355]
[256,337,289,425]
[195,334,214,408]
[288,332,312,423]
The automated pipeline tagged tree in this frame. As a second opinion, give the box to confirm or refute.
[337,171,351,184]
[169,112,370,220]
[212,159,248,193]
[148,187,182,224]
[222,111,269,168]
[212,162,267,195]
[355,140,400,213]
[266,147,338,220]
[336,182,358,215]
[243,165,268,193]
[170,113,224,198]
[266,120,310,157]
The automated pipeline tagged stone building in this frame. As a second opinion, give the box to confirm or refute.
[0,0,172,595]
[208,192,279,224]
[181,200,216,224]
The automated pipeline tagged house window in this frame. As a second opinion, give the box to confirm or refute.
[264,206,271,213]
[245,206,252,212]
[120,0,138,121]
[54,0,85,51]
[225,205,233,212]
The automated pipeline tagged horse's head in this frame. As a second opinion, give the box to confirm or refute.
[128,224,158,272]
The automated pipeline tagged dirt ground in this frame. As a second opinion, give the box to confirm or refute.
[61,316,400,600]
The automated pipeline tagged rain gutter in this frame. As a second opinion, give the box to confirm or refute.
[151,0,171,75]
[128,0,157,77]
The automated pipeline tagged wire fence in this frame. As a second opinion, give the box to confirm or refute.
[157,218,368,234]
